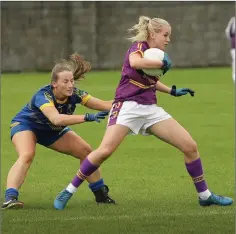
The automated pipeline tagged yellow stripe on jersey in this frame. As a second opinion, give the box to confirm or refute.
[129,79,155,89]
[138,42,143,51]
[81,94,92,105]
[39,102,55,110]
[10,122,20,129]
[129,50,144,58]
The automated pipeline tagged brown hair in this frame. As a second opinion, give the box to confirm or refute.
[51,53,91,82]
[128,16,170,42]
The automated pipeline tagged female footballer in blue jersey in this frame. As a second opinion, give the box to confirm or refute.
[54,16,233,210]
[2,53,115,210]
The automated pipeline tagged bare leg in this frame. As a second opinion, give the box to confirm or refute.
[2,131,37,209]
[70,124,129,189]
[49,131,115,203]
[88,125,130,165]
[7,131,37,190]
[148,118,233,206]
[54,125,129,209]
[49,131,100,183]
[148,118,199,164]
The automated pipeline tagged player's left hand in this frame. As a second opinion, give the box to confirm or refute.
[162,53,172,75]
[170,85,195,97]
[84,111,110,123]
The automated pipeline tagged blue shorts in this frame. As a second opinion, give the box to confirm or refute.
[10,122,71,147]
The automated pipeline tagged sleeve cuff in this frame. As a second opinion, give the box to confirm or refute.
[129,50,144,58]
[39,102,54,110]
[81,94,92,105]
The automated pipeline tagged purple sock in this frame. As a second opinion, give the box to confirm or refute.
[185,158,208,193]
[71,158,99,188]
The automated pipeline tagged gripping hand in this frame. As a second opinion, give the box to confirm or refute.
[161,53,172,75]
[170,85,195,97]
[84,111,109,123]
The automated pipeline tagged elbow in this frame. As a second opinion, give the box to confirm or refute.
[130,58,146,69]
[50,116,63,126]
[129,57,140,69]
[129,61,135,68]
[130,61,139,69]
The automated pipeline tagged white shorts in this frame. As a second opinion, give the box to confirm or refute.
[108,101,172,136]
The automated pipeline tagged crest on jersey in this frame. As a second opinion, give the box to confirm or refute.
[76,89,88,102]
[110,111,118,119]
[44,92,53,103]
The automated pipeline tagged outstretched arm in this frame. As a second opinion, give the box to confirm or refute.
[84,97,113,111]
[155,80,171,94]
[41,106,86,126]
[156,81,195,97]
[41,106,108,126]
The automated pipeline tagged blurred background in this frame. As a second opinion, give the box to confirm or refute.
[1,1,235,72]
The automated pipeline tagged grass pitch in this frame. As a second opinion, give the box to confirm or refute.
[1,68,234,234]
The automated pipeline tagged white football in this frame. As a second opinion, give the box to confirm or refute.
[142,48,165,77]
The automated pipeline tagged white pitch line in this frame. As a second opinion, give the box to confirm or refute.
[11,210,234,222]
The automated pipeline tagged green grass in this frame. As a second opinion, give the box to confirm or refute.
[1,68,235,234]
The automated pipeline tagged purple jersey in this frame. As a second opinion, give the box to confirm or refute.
[114,41,159,105]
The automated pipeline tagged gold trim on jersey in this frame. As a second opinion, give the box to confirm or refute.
[52,90,68,104]
[129,50,144,58]
[10,122,20,129]
[56,98,68,104]
[129,79,155,89]
[129,42,144,58]
[138,42,143,51]
[39,102,55,110]
[81,94,92,105]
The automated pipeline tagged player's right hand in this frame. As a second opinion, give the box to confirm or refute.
[84,111,110,123]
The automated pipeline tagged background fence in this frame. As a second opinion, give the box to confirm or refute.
[1,1,235,72]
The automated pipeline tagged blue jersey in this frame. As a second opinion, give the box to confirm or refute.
[11,85,91,131]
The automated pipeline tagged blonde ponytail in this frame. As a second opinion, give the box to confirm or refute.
[128,16,151,42]
[127,16,170,42]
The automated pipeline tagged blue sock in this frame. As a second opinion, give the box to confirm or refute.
[5,188,19,201]
[89,179,104,192]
